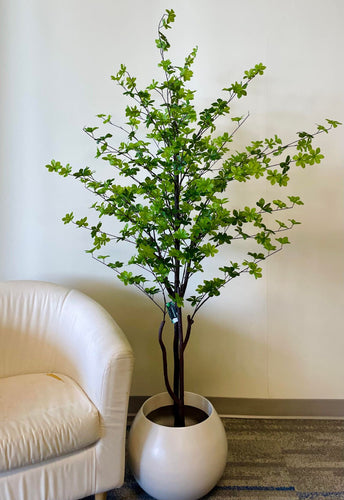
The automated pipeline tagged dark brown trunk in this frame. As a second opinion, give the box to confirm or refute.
[173,322,180,399]
[173,309,185,427]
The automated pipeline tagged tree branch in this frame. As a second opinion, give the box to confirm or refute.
[158,317,180,404]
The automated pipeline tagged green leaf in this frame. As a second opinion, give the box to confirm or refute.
[242,261,263,279]
[138,243,156,259]
[118,271,146,286]
[187,295,202,307]
[247,252,265,261]
[174,293,184,308]
[231,115,244,123]
[230,82,247,98]
[288,195,304,206]
[267,169,289,186]
[76,217,88,228]
[256,198,272,213]
[84,127,99,134]
[45,159,60,173]
[243,63,266,79]
[255,232,276,251]
[275,220,288,229]
[273,199,287,209]
[155,32,171,51]
[317,124,328,134]
[62,212,74,224]
[211,233,233,245]
[107,261,124,269]
[97,255,110,261]
[200,243,218,257]
[326,119,342,128]
[46,160,72,177]
[180,67,193,81]
[219,264,240,278]
[166,9,176,24]
[276,236,290,245]
[169,248,186,261]
[196,277,226,297]
[144,286,160,296]
[288,218,301,225]
[308,147,324,165]
[174,228,189,240]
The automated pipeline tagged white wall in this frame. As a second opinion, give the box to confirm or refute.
[1,0,343,399]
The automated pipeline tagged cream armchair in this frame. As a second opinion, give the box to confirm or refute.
[0,280,134,500]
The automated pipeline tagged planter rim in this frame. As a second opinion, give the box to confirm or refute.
[140,391,214,429]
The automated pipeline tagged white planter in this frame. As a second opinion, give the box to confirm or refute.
[128,391,228,500]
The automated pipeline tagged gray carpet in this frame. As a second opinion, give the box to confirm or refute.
[84,418,344,499]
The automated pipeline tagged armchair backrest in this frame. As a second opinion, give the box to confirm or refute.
[0,281,132,391]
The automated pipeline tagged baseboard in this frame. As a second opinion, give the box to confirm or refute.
[128,396,344,419]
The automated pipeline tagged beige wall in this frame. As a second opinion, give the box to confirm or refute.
[1,0,343,399]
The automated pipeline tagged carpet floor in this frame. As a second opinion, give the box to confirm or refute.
[84,417,344,500]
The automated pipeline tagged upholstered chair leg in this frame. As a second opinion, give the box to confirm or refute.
[95,493,107,500]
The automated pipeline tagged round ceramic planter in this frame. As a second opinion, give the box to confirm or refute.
[128,391,228,500]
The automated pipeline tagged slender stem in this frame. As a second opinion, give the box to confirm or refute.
[158,318,179,405]
[183,315,194,350]
[178,307,185,416]
[173,321,180,399]
[157,18,171,110]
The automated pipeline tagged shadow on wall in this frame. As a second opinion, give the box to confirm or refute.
[61,278,277,398]
[64,278,165,395]
[67,276,337,400]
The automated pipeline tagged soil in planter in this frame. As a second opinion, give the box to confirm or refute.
[147,405,209,427]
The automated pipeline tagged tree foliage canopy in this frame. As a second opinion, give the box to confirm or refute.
[46,10,341,317]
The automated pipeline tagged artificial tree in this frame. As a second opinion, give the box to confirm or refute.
[47,9,340,427]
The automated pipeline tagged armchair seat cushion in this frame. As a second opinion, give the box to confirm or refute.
[0,372,100,472]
